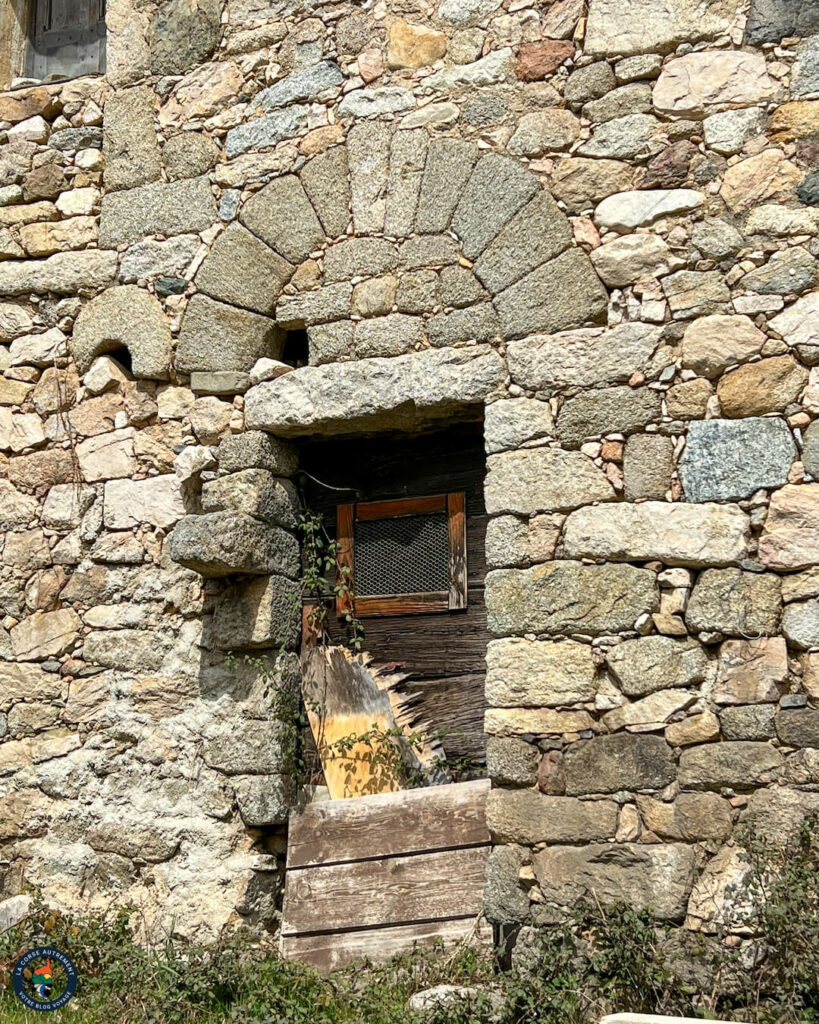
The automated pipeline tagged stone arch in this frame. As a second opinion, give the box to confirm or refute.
[70,284,173,379]
[176,124,610,399]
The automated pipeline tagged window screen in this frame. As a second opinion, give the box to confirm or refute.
[336,493,467,618]
[354,512,450,597]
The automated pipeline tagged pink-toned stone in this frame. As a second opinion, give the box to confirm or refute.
[537,750,566,794]
[159,62,244,125]
[516,40,574,81]
[681,314,766,378]
[358,49,384,83]
[10,608,81,660]
[720,150,801,212]
[714,638,788,705]
[653,51,778,119]
[760,484,819,570]
[542,0,584,39]
[0,87,57,124]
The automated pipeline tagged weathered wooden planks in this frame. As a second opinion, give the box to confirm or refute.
[301,646,411,799]
[288,778,490,868]
[324,590,488,677]
[407,674,487,764]
[282,779,491,971]
[281,917,491,973]
[284,845,489,934]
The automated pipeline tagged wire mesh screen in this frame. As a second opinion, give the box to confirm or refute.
[354,512,450,596]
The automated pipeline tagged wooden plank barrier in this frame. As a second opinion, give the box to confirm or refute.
[281,778,492,971]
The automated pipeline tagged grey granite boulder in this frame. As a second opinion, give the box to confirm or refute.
[233,775,296,826]
[300,147,351,238]
[216,431,297,476]
[201,470,298,529]
[745,0,819,45]
[416,138,478,234]
[606,636,710,697]
[494,249,608,339]
[211,574,301,649]
[794,35,819,97]
[534,842,698,922]
[245,345,505,437]
[103,86,161,192]
[775,706,819,746]
[508,323,666,392]
[485,560,658,637]
[782,599,819,650]
[485,447,614,515]
[225,107,309,159]
[170,512,299,577]
[556,385,662,446]
[452,152,539,259]
[176,295,283,374]
[99,176,218,248]
[195,223,292,315]
[163,133,218,180]
[679,741,782,789]
[474,192,572,295]
[487,789,618,843]
[483,844,531,924]
[680,418,796,502]
[345,122,392,235]
[0,251,117,295]
[686,568,782,637]
[149,0,222,74]
[257,61,344,109]
[564,733,676,795]
[240,174,325,264]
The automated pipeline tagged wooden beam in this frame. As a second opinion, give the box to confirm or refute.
[356,494,448,520]
[322,590,488,677]
[335,503,355,618]
[354,593,450,618]
[288,778,490,869]
[448,492,467,611]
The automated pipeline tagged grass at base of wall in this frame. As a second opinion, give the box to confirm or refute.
[0,913,495,1024]
[1,815,819,1024]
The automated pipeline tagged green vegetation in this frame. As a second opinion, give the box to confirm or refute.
[2,816,819,1023]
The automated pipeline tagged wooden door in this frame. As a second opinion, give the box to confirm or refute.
[26,0,106,80]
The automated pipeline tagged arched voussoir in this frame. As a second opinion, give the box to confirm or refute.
[178,122,608,381]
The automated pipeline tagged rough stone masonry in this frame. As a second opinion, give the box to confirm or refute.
[1,0,819,954]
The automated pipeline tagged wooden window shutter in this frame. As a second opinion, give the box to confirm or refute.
[26,0,106,81]
[336,493,468,619]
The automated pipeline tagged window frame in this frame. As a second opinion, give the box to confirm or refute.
[335,492,467,619]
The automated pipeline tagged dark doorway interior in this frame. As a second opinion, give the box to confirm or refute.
[297,422,489,773]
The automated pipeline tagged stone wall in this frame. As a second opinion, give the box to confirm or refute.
[2,0,819,948]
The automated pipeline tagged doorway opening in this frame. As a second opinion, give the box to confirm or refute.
[296,420,489,782]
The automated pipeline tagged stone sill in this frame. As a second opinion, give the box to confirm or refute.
[0,72,104,98]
